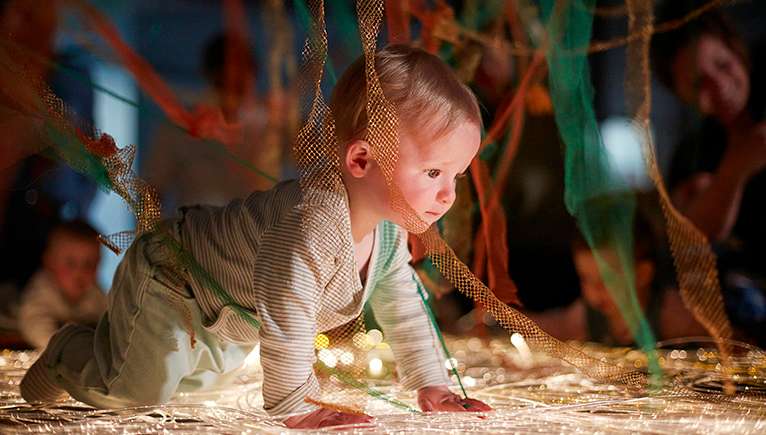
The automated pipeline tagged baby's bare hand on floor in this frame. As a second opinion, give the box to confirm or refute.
[284,407,374,429]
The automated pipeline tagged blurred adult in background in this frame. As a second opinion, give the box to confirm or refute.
[652,3,766,345]
[145,33,290,212]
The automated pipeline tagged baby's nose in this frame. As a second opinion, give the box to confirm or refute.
[437,186,455,205]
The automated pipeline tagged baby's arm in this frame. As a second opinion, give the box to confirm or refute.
[252,210,324,417]
[252,206,373,426]
[367,225,490,412]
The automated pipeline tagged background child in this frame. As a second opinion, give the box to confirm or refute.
[21,45,490,429]
[18,220,105,349]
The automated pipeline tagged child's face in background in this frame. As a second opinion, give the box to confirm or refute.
[44,235,100,304]
[573,247,655,344]
[389,121,480,226]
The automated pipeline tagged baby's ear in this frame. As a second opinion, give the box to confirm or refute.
[344,139,373,177]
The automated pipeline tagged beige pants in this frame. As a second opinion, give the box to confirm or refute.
[21,232,254,408]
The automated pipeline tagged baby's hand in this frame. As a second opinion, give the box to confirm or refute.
[283,407,374,429]
[417,385,492,412]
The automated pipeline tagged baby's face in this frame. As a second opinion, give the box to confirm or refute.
[45,236,100,303]
[389,121,480,228]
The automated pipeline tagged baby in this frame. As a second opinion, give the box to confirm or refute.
[21,45,490,428]
[18,220,105,349]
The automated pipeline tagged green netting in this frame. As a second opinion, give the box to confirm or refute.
[539,0,661,380]
[43,123,113,192]
[10,0,756,421]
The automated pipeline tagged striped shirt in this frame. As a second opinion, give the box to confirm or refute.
[177,176,449,416]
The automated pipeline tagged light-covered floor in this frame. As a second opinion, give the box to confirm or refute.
[1,336,764,434]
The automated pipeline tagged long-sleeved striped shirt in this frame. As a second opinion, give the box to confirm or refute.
[177,176,449,416]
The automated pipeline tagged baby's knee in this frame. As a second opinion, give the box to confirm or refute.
[107,371,179,407]
[112,383,176,408]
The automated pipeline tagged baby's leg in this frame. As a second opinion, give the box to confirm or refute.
[19,324,89,403]
[20,234,247,408]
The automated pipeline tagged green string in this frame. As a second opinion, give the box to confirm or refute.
[159,231,263,330]
[159,227,429,412]
[194,133,280,184]
[323,368,422,414]
[540,0,661,380]
[414,273,469,400]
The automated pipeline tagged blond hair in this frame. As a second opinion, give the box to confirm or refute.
[330,44,481,145]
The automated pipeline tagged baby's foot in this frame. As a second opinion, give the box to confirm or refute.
[20,356,67,404]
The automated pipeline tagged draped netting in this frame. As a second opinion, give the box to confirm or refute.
[1,0,761,419]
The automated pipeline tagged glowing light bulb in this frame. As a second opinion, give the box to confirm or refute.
[444,358,459,370]
[340,351,355,365]
[510,333,533,369]
[367,329,383,346]
[314,334,330,350]
[369,358,383,376]
[318,349,337,368]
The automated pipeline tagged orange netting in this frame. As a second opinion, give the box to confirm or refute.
[4,0,761,416]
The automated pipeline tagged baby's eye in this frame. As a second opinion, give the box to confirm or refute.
[426,169,441,178]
